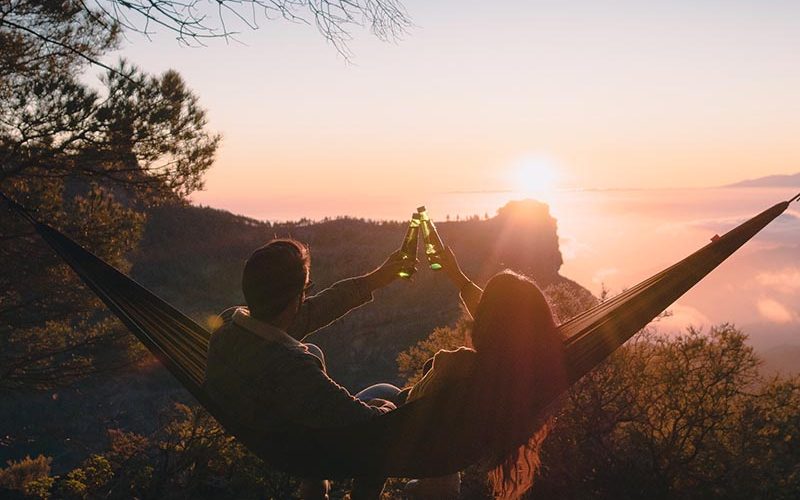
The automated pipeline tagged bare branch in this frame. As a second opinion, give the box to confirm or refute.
[93,0,412,56]
[0,18,136,83]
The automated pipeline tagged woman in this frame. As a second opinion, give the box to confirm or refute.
[405,248,566,499]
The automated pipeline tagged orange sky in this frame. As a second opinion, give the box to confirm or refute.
[112,0,800,220]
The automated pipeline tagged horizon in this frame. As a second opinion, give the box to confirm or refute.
[105,0,800,217]
[191,180,800,224]
[185,183,800,345]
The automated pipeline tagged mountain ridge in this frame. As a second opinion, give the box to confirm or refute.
[130,198,588,387]
[725,172,800,188]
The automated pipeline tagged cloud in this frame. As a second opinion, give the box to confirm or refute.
[757,298,796,324]
[688,212,800,247]
[559,236,584,260]
[757,268,800,293]
[592,267,619,284]
[687,215,748,232]
[655,303,712,333]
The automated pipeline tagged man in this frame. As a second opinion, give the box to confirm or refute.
[204,239,410,499]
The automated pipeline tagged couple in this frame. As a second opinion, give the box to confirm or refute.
[204,238,565,499]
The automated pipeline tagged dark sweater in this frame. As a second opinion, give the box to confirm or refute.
[204,277,394,432]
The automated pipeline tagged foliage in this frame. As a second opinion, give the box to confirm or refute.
[396,317,472,385]
[10,404,301,499]
[541,281,599,324]
[0,454,53,498]
[532,324,800,499]
[59,455,114,499]
[0,1,219,391]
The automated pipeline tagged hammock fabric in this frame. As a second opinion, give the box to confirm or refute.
[2,191,798,479]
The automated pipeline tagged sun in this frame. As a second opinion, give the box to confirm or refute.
[508,156,562,202]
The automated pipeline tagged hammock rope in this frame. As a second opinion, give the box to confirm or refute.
[2,190,795,478]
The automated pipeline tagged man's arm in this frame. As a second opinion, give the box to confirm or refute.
[268,350,395,429]
[205,326,392,430]
[286,250,411,340]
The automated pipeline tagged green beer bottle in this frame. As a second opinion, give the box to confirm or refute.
[417,206,445,270]
[397,213,421,279]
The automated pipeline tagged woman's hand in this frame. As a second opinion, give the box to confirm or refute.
[442,246,482,318]
[442,246,471,290]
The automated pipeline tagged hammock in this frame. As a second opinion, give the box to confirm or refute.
[2,191,798,478]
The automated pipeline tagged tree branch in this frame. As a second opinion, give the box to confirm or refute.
[0,18,137,83]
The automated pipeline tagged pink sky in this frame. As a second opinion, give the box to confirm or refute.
[105,0,800,221]
[98,1,800,338]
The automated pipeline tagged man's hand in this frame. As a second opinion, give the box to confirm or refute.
[362,250,416,291]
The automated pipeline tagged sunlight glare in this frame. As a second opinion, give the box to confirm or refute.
[508,156,562,204]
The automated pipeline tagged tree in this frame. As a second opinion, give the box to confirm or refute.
[396,318,471,385]
[0,404,307,499]
[533,324,800,499]
[0,1,220,390]
[1,0,411,64]
[123,0,407,50]
[0,454,53,498]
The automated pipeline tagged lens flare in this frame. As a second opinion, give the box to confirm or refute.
[508,156,562,203]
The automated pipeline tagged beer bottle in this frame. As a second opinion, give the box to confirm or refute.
[417,206,445,270]
[397,213,420,279]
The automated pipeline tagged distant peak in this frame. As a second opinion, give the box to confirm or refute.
[725,172,800,188]
[495,199,552,220]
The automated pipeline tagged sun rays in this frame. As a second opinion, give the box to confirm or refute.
[506,156,563,206]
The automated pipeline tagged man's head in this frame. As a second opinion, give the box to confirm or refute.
[242,239,311,322]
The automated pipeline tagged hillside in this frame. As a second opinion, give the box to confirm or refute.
[726,172,800,188]
[130,199,585,387]
[3,198,593,472]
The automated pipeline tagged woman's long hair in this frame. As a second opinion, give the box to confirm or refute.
[470,271,566,499]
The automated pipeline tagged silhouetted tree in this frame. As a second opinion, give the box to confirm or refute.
[0,1,219,390]
[532,324,800,500]
[0,0,410,63]
[0,454,53,498]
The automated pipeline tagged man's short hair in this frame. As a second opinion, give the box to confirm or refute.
[242,239,310,320]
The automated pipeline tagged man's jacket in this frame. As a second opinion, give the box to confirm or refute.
[204,277,394,433]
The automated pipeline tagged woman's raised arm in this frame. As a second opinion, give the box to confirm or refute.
[442,246,482,318]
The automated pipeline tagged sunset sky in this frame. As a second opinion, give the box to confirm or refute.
[112,0,800,220]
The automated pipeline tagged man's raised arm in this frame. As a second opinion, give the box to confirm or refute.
[287,250,410,340]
